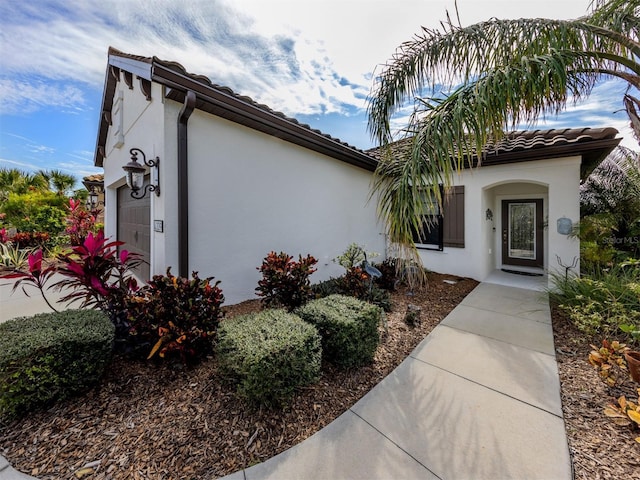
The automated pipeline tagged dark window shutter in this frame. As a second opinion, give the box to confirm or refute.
[443,186,465,247]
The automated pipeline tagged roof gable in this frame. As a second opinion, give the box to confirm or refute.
[94,48,378,171]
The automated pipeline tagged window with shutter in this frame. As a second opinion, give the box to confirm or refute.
[413,185,465,250]
[443,185,465,247]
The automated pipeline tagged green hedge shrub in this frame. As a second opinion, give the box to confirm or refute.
[0,309,114,421]
[296,294,382,368]
[311,275,392,312]
[216,310,321,407]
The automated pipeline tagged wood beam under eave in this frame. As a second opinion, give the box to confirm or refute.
[109,66,120,81]
[123,71,133,89]
[139,78,152,101]
[103,111,112,126]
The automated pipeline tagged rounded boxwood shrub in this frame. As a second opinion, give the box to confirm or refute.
[0,309,114,421]
[216,310,321,407]
[296,294,382,368]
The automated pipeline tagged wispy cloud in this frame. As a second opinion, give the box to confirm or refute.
[0,78,86,115]
[0,0,365,117]
[0,157,43,172]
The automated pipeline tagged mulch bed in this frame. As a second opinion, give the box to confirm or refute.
[4,278,639,479]
[551,305,640,480]
[0,273,477,479]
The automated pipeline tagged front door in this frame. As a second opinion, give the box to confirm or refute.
[501,199,543,268]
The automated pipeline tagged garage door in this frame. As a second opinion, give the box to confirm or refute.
[117,184,150,281]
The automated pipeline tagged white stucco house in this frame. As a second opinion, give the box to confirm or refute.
[367,128,620,284]
[94,48,620,303]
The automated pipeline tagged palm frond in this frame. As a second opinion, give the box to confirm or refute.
[367,1,639,144]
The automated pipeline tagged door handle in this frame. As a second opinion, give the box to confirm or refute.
[502,230,507,243]
[134,230,139,242]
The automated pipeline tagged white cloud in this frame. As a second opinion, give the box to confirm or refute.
[0,78,86,115]
[0,0,596,118]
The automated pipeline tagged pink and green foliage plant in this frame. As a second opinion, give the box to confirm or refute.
[2,231,142,323]
[65,198,101,246]
[54,231,142,317]
[2,249,59,312]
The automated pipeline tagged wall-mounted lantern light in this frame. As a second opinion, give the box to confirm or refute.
[122,148,160,199]
[485,208,494,221]
[85,184,105,210]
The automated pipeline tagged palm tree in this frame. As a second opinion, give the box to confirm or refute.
[580,146,640,248]
[39,169,76,196]
[367,0,639,263]
[0,168,48,202]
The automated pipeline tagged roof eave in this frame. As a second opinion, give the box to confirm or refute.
[152,64,377,171]
[478,137,622,179]
[93,51,378,172]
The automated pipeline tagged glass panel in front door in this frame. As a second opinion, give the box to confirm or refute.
[509,202,536,259]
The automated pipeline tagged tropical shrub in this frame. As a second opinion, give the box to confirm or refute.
[374,257,399,291]
[1,191,67,235]
[603,388,640,444]
[1,249,60,312]
[256,251,317,311]
[0,309,114,421]
[312,268,392,312]
[54,231,143,319]
[550,265,640,336]
[216,309,321,407]
[65,198,101,246]
[8,231,50,249]
[296,294,382,368]
[127,269,225,364]
[588,339,629,389]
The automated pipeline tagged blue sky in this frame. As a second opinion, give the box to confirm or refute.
[0,0,636,186]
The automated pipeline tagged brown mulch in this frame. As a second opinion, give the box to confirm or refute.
[0,273,477,479]
[551,305,640,480]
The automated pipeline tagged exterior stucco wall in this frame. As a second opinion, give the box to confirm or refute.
[102,76,165,276]
[418,157,581,285]
[167,103,385,304]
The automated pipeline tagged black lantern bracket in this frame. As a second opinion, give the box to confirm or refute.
[123,148,160,199]
[85,184,105,210]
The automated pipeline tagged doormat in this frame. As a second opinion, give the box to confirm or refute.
[501,268,544,277]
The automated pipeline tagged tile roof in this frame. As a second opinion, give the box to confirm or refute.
[366,127,621,179]
[82,173,104,184]
[95,48,377,171]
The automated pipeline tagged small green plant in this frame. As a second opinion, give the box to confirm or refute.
[404,304,422,327]
[312,269,392,312]
[551,266,640,336]
[0,309,114,422]
[334,243,378,270]
[296,294,382,368]
[620,323,640,345]
[128,268,225,364]
[603,388,640,444]
[0,243,33,270]
[256,251,317,311]
[588,339,629,388]
[217,309,321,407]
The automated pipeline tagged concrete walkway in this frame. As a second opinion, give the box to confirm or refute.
[222,274,571,480]
[1,272,571,480]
